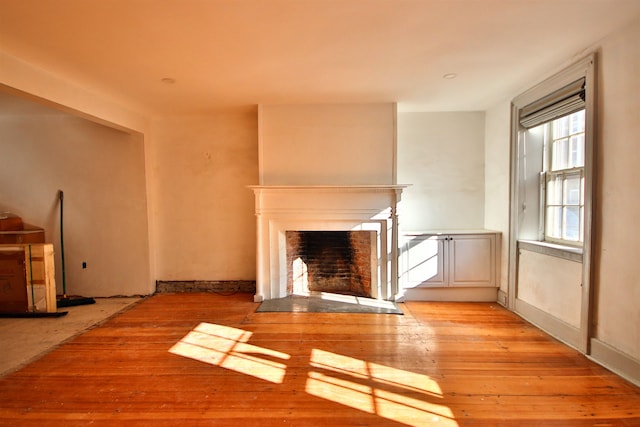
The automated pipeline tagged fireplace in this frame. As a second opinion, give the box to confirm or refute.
[249,185,407,302]
[286,230,377,297]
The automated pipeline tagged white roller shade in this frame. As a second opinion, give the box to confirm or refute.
[519,78,586,128]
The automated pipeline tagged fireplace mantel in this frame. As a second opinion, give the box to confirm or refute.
[249,184,408,302]
[249,184,408,191]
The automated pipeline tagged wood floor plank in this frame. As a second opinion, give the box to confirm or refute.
[0,293,638,426]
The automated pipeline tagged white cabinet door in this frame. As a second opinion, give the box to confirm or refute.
[448,234,495,287]
[404,235,446,287]
[402,233,498,288]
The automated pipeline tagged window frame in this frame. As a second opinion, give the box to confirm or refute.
[540,109,586,246]
[511,58,594,254]
[508,53,596,353]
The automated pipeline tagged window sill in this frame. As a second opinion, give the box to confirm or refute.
[518,240,583,263]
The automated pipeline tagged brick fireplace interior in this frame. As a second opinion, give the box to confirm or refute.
[286,230,377,297]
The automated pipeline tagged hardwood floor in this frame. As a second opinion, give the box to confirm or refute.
[0,293,638,426]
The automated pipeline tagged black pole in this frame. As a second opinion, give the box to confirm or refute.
[56,190,95,307]
[59,190,67,298]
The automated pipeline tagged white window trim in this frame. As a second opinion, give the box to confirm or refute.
[542,111,586,247]
[512,56,594,254]
[508,53,596,354]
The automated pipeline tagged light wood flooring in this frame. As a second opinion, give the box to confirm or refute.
[0,292,638,426]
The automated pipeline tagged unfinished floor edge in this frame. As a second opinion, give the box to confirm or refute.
[0,296,143,378]
[155,280,256,294]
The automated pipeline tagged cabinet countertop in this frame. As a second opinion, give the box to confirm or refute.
[401,229,501,236]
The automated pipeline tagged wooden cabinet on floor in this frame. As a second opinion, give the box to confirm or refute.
[0,243,57,313]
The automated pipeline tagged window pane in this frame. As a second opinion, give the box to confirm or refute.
[552,138,568,170]
[569,134,584,168]
[563,206,580,241]
[570,110,585,133]
[580,206,585,242]
[564,173,581,205]
[554,116,569,138]
[547,174,563,205]
[546,206,562,239]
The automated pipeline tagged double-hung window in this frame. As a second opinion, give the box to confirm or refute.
[530,109,585,245]
[540,110,585,244]
[518,76,588,247]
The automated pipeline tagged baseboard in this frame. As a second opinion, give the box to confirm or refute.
[401,287,498,302]
[514,299,640,387]
[155,280,256,294]
[497,289,508,307]
[589,338,640,387]
[514,298,582,351]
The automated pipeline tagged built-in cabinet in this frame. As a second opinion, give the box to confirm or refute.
[401,231,500,289]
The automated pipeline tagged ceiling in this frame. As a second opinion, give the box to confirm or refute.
[1,0,640,117]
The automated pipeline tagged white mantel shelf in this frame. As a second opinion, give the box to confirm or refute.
[248,184,409,193]
[248,184,409,302]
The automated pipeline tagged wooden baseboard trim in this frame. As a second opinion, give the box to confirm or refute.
[515,298,582,351]
[155,280,256,294]
[401,287,498,302]
[589,338,640,387]
[497,289,508,307]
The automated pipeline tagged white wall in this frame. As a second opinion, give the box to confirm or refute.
[150,114,258,281]
[518,250,582,327]
[0,114,151,296]
[483,101,511,292]
[397,112,485,231]
[259,104,396,185]
[593,16,640,360]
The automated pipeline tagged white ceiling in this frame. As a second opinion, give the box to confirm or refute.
[1,0,640,116]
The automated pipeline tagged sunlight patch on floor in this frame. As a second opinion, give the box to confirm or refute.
[306,349,458,427]
[169,323,290,384]
[170,323,457,425]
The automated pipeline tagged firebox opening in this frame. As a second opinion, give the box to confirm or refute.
[286,230,376,298]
